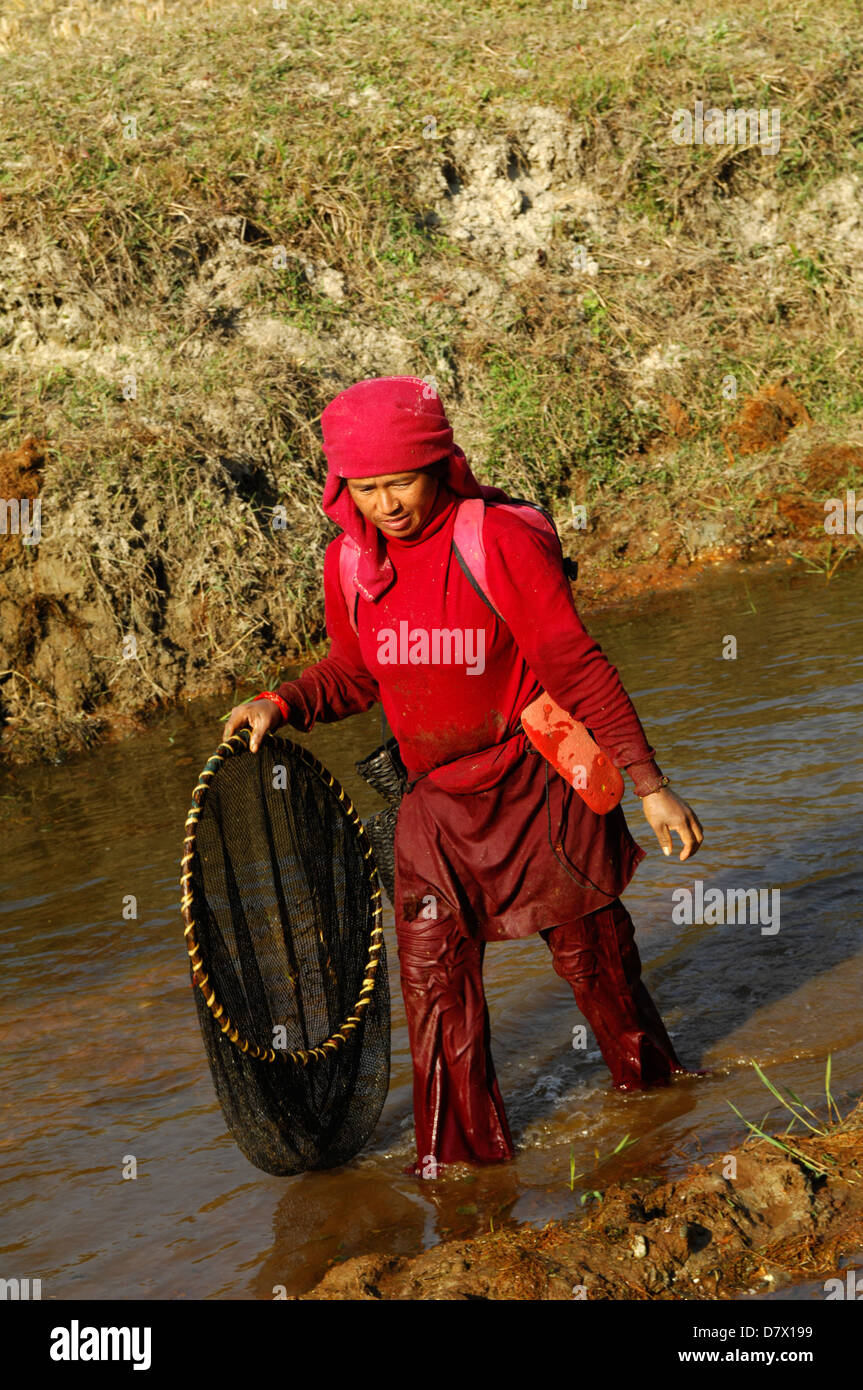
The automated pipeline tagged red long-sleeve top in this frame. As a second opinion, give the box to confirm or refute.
[276,486,663,797]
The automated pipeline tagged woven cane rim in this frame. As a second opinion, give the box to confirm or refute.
[180,728,385,1067]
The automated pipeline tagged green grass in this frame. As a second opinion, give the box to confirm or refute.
[727,1057,859,1183]
[569,1131,638,1203]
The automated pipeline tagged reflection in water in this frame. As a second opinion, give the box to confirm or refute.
[1,563,861,1297]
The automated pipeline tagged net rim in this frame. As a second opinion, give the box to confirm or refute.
[180,728,385,1068]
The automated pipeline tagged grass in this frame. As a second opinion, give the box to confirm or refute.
[1,0,863,753]
[569,1131,638,1203]
[727,1056,860,1184]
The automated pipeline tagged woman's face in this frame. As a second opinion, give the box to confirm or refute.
[346,466,442,539]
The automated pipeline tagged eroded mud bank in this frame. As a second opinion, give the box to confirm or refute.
[298,1103,863,1300]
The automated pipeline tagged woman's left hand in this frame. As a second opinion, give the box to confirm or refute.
[641,788,704,861]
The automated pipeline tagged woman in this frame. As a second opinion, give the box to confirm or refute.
[224,375,704,1174]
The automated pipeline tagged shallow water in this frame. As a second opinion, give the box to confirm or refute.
[1,561,861,1299]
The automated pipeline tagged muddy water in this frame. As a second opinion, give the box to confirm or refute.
[1,562,861,1299]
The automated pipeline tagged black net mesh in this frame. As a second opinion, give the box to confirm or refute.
[186,733,390,1176]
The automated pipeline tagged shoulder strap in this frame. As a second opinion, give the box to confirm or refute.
[338,535,362,636]
[452,496,566,618]
[450,498,499,617]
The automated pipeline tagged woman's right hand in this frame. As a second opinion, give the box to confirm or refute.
[222,699,284,753]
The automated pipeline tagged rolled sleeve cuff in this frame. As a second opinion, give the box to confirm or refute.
[275,680,310,732]
[625,756,667,797]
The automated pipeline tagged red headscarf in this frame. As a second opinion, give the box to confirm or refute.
[320,375,508,600]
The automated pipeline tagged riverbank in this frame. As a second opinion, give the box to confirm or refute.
[298,1096,863,1300]
[1,420,860,767]
[2,0,862,765]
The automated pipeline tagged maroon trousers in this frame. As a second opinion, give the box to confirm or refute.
[397,898,685,1172]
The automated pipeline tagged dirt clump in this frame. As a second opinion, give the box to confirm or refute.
[721,382,813,460]
[658,395,693,440]
[0,435,44,498]
[800,443,863,493]
[773,493,823,538]
[752,440,863,543]
[0,435,45,566]
[414,104,588,276]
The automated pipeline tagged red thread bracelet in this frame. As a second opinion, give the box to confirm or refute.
[252,690,290,725]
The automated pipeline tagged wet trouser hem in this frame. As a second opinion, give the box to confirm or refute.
[396,898,683,1168]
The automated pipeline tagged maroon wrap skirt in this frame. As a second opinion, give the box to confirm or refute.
[394,736,645,942]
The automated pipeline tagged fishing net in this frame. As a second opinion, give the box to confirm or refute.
[180,729,390,1176]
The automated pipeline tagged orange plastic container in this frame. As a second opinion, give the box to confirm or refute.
[520,691,624,814]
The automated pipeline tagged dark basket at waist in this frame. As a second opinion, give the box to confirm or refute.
[355,736,408,806]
